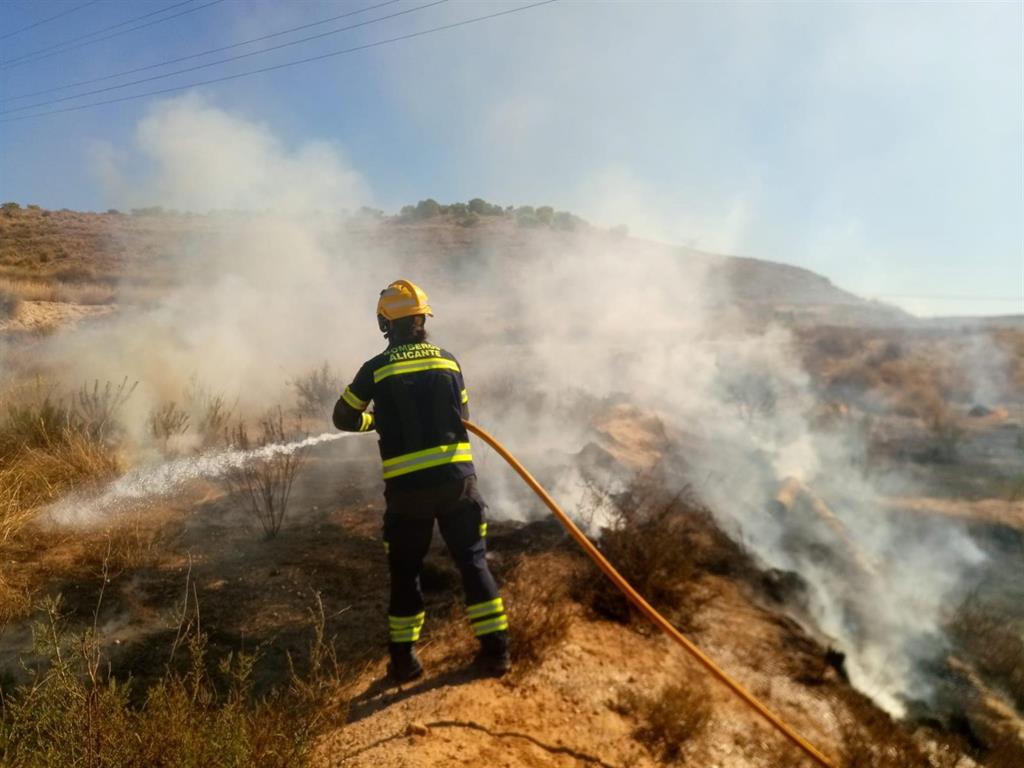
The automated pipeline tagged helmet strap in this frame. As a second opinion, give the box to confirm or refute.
[377,314,392,339]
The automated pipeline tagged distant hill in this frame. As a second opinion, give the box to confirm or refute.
[0,203,1012,329]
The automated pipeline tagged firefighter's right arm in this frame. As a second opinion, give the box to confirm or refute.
[333,362,375,433]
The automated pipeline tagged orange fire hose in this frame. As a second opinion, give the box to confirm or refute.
[464,419,836,768]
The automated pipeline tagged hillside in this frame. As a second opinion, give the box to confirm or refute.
[0,202,1021,767]
[0,205,902,328]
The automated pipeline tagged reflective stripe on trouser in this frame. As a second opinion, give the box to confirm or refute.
[467,597,508,637]
[389,611,425,643]
[381,442,473,480]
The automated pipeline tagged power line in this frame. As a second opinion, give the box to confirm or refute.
[1,0,438,113]
[0,0,100,42]
[1,0,222,71]
[0,0,559,124]
[3,0,402,103]
[2,0,195,66]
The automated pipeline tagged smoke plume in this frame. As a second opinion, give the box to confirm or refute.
[17,95,992,718]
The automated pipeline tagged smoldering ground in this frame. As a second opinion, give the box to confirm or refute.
[5,94,1014,721]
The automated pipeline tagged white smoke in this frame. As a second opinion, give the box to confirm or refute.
[15,95,989,718]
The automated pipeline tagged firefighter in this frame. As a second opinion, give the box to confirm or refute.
[332,280,510,682]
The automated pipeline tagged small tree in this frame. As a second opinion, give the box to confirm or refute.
[414,199,441,219]
[225,409,308,539]
[290,362,343,419]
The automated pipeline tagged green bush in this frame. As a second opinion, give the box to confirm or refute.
[468,198,503,216]
[414,198,442,219]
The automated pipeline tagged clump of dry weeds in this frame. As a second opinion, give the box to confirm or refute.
[224,409,308,539]
[614,679,711,760]
[503,552,577,675]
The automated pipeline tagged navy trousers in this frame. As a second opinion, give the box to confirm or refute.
[382,475,507,644]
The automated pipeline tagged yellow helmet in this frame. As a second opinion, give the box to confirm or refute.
[376,279,433,321]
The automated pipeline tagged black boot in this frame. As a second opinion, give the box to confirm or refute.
[387,642,423,683]
[474,631,511,677]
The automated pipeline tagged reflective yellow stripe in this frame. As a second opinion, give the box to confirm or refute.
[466,598,504,620]
[460,388,469,404]
[472,616,509,636]
[381,442,473,480]
[341,387,367,410]
[388,612,425,628]
[373,357,460,383]
[359,412,373,432]
[390,627,422,642]
[479,522,487,537]
[383,541,389,554]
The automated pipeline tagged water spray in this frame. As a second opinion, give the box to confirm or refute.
[47,432,353,526]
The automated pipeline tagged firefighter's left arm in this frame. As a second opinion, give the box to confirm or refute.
[455,366,469,421]
[333,361,376,433]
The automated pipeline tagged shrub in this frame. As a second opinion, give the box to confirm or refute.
[504,553,576,675]
[73,378,137,443]
[516,208,542,228]
[0,289,21,320]
[183,377,234,447]
[536,206,554,224]
[414,198,442,219]
[721,371,778,423]
[291,362,343,419]
[1,202,20,214]
[468,198,503,216]
[149,401,190,445]
[615,680,711,760]
[577,480,740,631]
[224,409,308,539]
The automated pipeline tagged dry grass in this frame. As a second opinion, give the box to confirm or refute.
[0,278,116,306]
[614,679,711,760]
[0,381,130,545]
[0,594,347,768]
[838,708,949,768]
[950,600,1024,711]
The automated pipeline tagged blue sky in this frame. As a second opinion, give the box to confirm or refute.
[0,0,1021,317]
